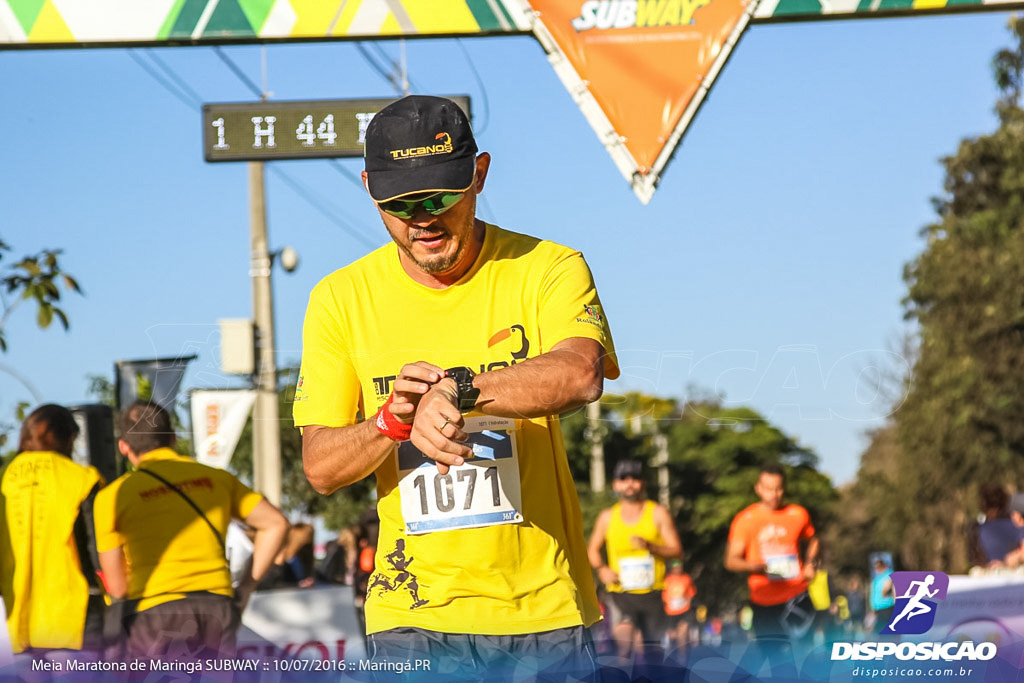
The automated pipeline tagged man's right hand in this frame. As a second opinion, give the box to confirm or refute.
[410,379,472,474]
[388,361,445,422]
[596,566,619,587]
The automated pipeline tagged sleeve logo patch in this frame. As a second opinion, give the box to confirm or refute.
[576,304,605,328]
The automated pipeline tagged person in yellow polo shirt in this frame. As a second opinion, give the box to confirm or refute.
[294,95,619,680]
[93,401,288,660]
[588,459,682,662]
[0,404,105,654]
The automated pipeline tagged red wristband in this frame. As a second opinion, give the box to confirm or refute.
[374,393,412,442]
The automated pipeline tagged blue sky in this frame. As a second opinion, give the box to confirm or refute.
[0,12,1012,486]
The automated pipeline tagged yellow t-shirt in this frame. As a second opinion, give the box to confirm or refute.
[605,501,667,594]
[93,448,263,612]
[294,225,619,635]
[0,451,103,652]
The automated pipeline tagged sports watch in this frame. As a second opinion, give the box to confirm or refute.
[444,366,480,413]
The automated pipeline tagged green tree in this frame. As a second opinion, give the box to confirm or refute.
[893,16,1024,572]
[663,401,837,610]
[823,423,904,578]
[0,238,81,352]
[0,402,31,464]
[561,391,837,613]
[0,239,81,450]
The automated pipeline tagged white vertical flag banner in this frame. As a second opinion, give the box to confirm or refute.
[191,389,257,470]
[115,355,197,411]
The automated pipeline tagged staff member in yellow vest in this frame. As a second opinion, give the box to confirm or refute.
[0,404,105,654]
[94,401,288,661]
[588,459,682,662]
[294,95,619,680]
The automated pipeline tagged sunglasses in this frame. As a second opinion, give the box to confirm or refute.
[378,190,467,219]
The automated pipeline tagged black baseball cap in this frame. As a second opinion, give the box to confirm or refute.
[613,460,644,480]
[364,95,478,202]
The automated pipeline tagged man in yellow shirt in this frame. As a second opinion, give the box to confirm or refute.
[294,95,619,679]
[94,401,288,660]
[588,459,682,662]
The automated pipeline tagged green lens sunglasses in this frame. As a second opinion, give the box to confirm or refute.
[378,190,466,219]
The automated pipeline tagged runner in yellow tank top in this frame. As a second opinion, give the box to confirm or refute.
[588,460,681,661]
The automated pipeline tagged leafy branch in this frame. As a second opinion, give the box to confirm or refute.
[0,238,82,352]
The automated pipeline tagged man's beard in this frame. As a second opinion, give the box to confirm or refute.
[619,490,645,502]
[405,245,460,274]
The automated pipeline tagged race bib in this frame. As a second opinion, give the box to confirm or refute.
[666,593,691,612]
[397,416,523,535]
[764,553,801,581]
[618,554,656,591]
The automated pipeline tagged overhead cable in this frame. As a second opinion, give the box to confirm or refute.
[328,160,367,192]
[128,47,376,247]
[455,39,490,136]
[127,50,199,110]
[213,45,263,98]
[268,166,379,250]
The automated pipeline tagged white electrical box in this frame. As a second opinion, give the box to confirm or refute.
[219,319,255,375]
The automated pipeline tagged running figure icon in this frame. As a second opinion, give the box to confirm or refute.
[887,574,939,630]
[368,538,429,609]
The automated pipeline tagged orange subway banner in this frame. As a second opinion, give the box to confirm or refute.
[522,0,756,202]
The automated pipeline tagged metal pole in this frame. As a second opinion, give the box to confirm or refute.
[588,400,605,493]
[249,161,282,506]
[654,433,669,508]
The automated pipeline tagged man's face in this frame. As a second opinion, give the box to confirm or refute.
[613,475,645,502]
[367,153,490,281]
[755,472,785,510]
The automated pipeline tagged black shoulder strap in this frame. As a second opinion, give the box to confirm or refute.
[137,468,225,551]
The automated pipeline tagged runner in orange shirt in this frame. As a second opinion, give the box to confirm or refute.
[725,464,818,646]
[662,559,697,656]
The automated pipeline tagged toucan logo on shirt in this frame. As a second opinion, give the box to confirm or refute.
[487,324,530,361]
[389,132,452,160]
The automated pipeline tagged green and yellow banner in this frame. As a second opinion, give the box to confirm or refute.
[0,0,523,45]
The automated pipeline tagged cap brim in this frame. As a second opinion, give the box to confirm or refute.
[367,155,476,203]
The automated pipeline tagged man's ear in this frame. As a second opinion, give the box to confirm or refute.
[473,153,491,194]
[361,170,371,195]
[117,439,131,457]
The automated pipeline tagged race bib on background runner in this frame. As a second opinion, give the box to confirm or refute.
[618,554,656,591]
[764,553,800,581]
[397,417,524,534]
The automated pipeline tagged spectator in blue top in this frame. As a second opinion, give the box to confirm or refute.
[1002,494,1024,568]
[974,484,1022,567]
[869,558,894,633]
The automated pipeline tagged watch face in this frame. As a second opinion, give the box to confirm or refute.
[445,366,479,413]
[446,366,473,383]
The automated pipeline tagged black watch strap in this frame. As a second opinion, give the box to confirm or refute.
[444,366,480,413]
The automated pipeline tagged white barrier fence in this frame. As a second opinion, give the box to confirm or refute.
[239,584,367,661]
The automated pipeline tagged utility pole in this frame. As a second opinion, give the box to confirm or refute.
[588,400,605,493]
[249,160,281,506]
[653,432,669,508]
